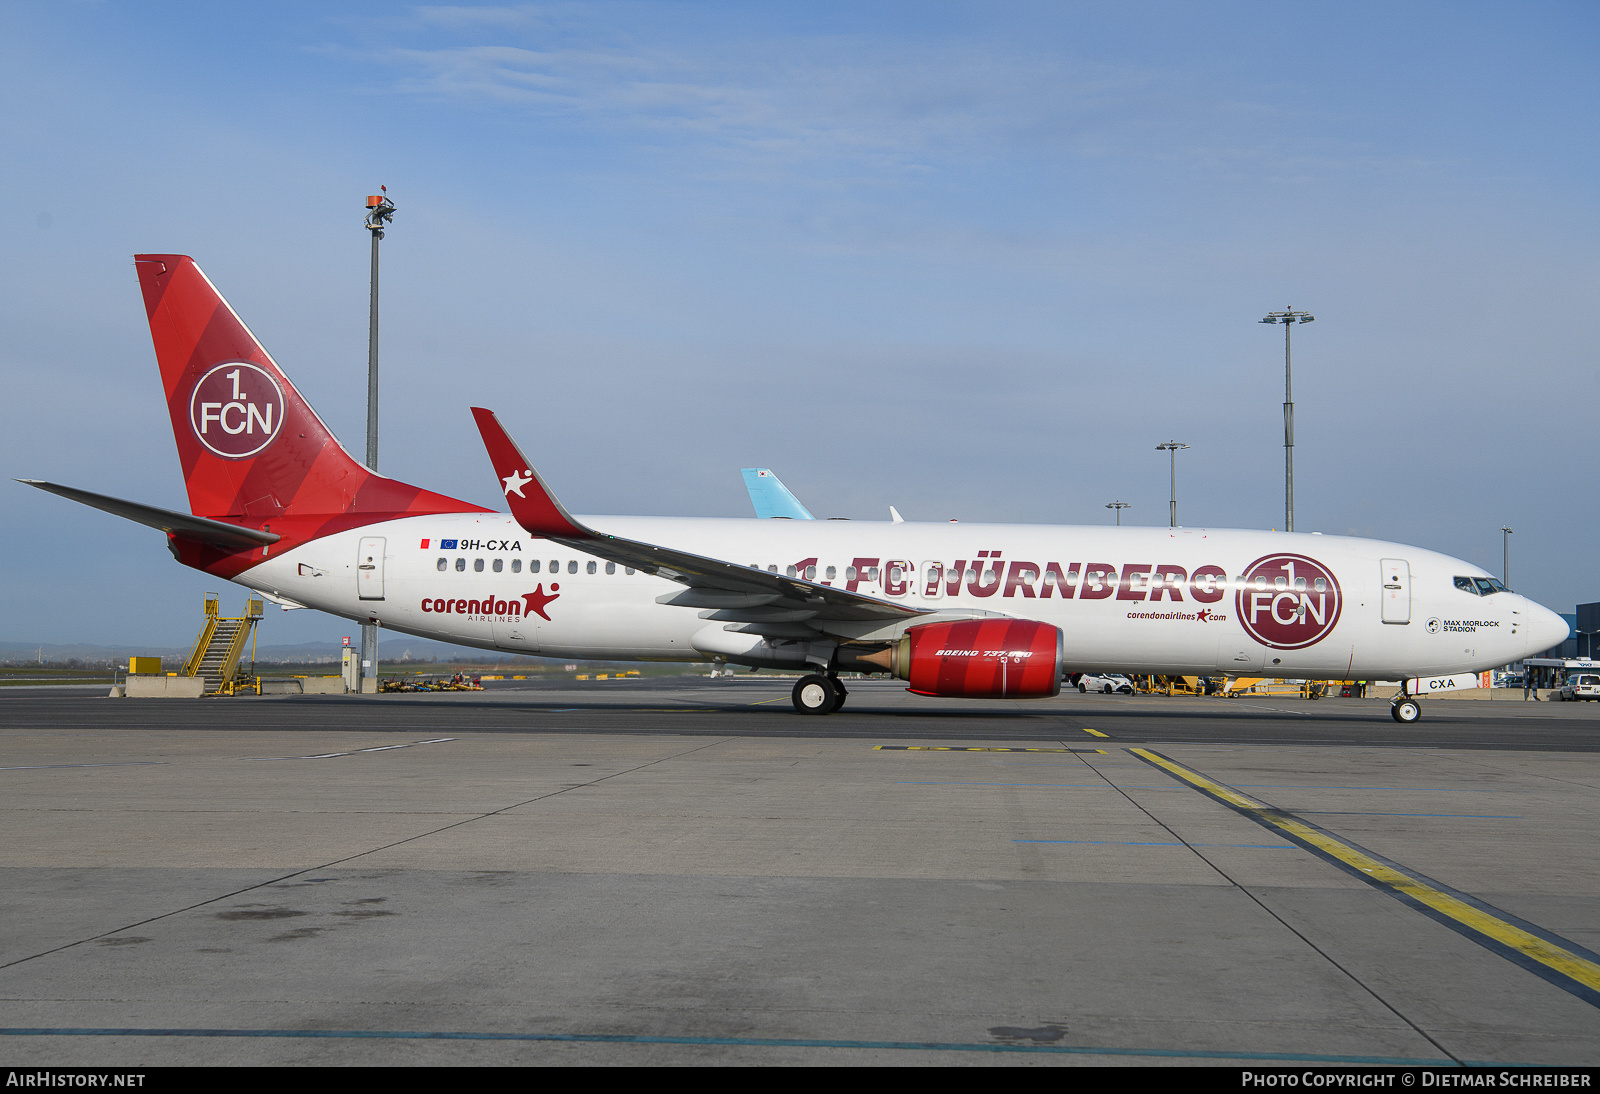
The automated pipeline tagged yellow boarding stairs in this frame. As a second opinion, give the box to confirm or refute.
[182,595,265,696]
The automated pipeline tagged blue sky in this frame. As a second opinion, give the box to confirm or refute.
[2,1,1596,647]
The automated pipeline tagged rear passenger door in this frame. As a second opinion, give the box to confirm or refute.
[357,537,386,600]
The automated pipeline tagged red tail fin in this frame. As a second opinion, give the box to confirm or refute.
[135,254,484,523]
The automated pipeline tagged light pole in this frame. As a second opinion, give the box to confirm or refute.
[361,188,395,692]
[1106,501,1130,526]
[1501,526,1513,587]
[1260,306,1314,532]
[1155,441,1188,528]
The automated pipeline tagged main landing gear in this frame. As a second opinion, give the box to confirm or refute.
[793,673,848,715]
[1391,691,1421,724]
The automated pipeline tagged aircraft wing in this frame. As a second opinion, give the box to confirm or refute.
[18,479,280,550]
[471,408,924,626]
[740,468,815,520]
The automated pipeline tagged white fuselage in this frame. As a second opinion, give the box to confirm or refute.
[236,513,1567,680]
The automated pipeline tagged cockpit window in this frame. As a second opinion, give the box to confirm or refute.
[1455,576,1511,596]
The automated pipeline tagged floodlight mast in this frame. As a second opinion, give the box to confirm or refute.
[360,189,395,692]
[1260,307,1313,532]
[1154,441,1189,528]
[1501,526,1513,587]
[1106,500,1130,526]
[364,191,394,471]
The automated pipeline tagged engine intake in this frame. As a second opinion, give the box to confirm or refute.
[863,618,1064,699]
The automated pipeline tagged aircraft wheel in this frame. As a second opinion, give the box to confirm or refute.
[825,678,851,713]
[1391,699,1421,724]
[793,674,839,715]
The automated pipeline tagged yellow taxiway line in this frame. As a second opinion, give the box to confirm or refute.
[1128,747,1600,1005]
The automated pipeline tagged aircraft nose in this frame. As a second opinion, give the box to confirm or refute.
[1525,600,1571,657]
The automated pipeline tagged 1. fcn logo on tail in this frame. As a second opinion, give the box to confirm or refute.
[188,361,285,459]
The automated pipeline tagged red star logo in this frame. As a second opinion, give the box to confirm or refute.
[1196,609,1211,622]
[521,583,561,621]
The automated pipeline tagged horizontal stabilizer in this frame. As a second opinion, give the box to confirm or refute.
[17,480,279,550]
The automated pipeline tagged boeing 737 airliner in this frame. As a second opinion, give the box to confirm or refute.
[23,255,1570,719]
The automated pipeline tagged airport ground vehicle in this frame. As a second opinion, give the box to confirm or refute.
[1558,673,1600,701]
[1078,673,1135,694]
[22,255,1571,719]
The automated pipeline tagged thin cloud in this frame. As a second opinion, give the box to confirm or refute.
[361,27,1455,193]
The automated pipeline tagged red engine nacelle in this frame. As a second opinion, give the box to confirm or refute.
[878,618,1064,700]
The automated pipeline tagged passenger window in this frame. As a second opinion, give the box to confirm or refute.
[786,565,797,578]
[586,561,597,574]
[568,560,578,574]
[625,567,635,575]
[846,566,857,582]
[605,562,615,575]
[511,559,521,573]
[825,566,837,580]
[529,560,541,574]
[805,565,815,580]
[493,559,503,573]
[455,558,466,572]
[768,564,777,573]
[474,558,485,572]
[437,558,447,571]
[549,560,558,572]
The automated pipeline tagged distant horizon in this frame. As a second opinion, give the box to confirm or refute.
[0,638,552,665]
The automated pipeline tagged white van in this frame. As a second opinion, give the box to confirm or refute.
[1558,673,1600,701]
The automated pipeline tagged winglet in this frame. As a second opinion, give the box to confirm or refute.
[470,407,591,539]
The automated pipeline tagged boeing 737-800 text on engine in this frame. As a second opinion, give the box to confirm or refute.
[23,255,1570,719]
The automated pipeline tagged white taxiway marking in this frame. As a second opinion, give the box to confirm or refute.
[248,737,458,761]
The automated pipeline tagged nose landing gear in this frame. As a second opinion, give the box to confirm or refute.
[1391,691,1421,723]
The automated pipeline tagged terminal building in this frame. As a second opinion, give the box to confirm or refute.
[1518,601,1596,690]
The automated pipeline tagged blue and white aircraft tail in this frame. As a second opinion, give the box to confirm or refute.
[741,468,815,520]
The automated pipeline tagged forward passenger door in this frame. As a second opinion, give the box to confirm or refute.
[1381,558,1411,624]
